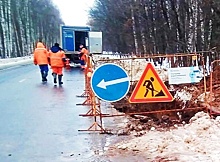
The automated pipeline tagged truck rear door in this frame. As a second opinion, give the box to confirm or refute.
[63,30,75,51]
[88,32,102,54]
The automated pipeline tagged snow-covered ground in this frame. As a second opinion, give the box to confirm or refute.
[0,56,33,70]
[107,111,220,162]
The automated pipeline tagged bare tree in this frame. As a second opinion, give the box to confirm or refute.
[0,0,63,58]
[89,0,220,54]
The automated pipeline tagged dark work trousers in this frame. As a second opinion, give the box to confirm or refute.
[39,64,49,80]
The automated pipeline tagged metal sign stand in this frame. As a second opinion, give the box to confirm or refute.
[77,56,106,133]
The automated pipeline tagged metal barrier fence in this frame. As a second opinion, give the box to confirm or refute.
[77,51,220,132]
[209,60,220,116]
[77,56,105,132]
[91,53,208,122]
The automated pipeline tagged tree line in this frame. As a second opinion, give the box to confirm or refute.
[0,0,63,58]
[89,0,220,54]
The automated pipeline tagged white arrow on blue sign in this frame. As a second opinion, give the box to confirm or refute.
[91,63,130,102]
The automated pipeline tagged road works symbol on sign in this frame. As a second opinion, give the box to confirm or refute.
[91,63,130,102]
[129,63,173,103]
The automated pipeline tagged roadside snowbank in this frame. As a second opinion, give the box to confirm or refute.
[0,56,33,70]
[107,111,220,161]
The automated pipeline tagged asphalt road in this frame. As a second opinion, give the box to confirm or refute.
[0,64,111,162]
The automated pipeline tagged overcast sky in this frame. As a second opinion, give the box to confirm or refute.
[52,0,95,26]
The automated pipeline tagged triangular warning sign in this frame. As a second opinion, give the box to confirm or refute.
[129,63,173,103]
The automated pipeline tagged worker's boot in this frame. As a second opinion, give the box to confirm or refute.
[52,73,57,85]
[58,75,63,85]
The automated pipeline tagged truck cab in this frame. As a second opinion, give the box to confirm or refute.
[60,25,102,66]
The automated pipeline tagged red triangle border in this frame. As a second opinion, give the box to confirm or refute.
[129,63,173,103]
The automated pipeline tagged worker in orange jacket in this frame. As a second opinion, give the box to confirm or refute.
[79,44,88,70]
[48,43,66,86]
[33,41,49,82]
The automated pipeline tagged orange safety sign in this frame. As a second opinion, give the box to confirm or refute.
[129,63,173,103]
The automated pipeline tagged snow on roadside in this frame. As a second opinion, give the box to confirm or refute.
[0,56,33,70]
[111,111,220,161]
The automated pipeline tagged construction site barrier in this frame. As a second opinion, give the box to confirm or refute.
[209,60,220,116]
[77,55,106,132]
[91,53,208,124]
[77,52,219,133]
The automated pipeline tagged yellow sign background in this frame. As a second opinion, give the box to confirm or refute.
[134,68,166,99]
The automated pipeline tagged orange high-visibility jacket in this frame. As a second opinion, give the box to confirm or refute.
[33,42,49,65]
[80,48,89,60]
[49,50,66,67]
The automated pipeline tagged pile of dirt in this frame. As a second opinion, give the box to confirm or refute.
[111,65,220,133]
[113,83,204,120]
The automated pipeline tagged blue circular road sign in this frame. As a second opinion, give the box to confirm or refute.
[91,63,130,102]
